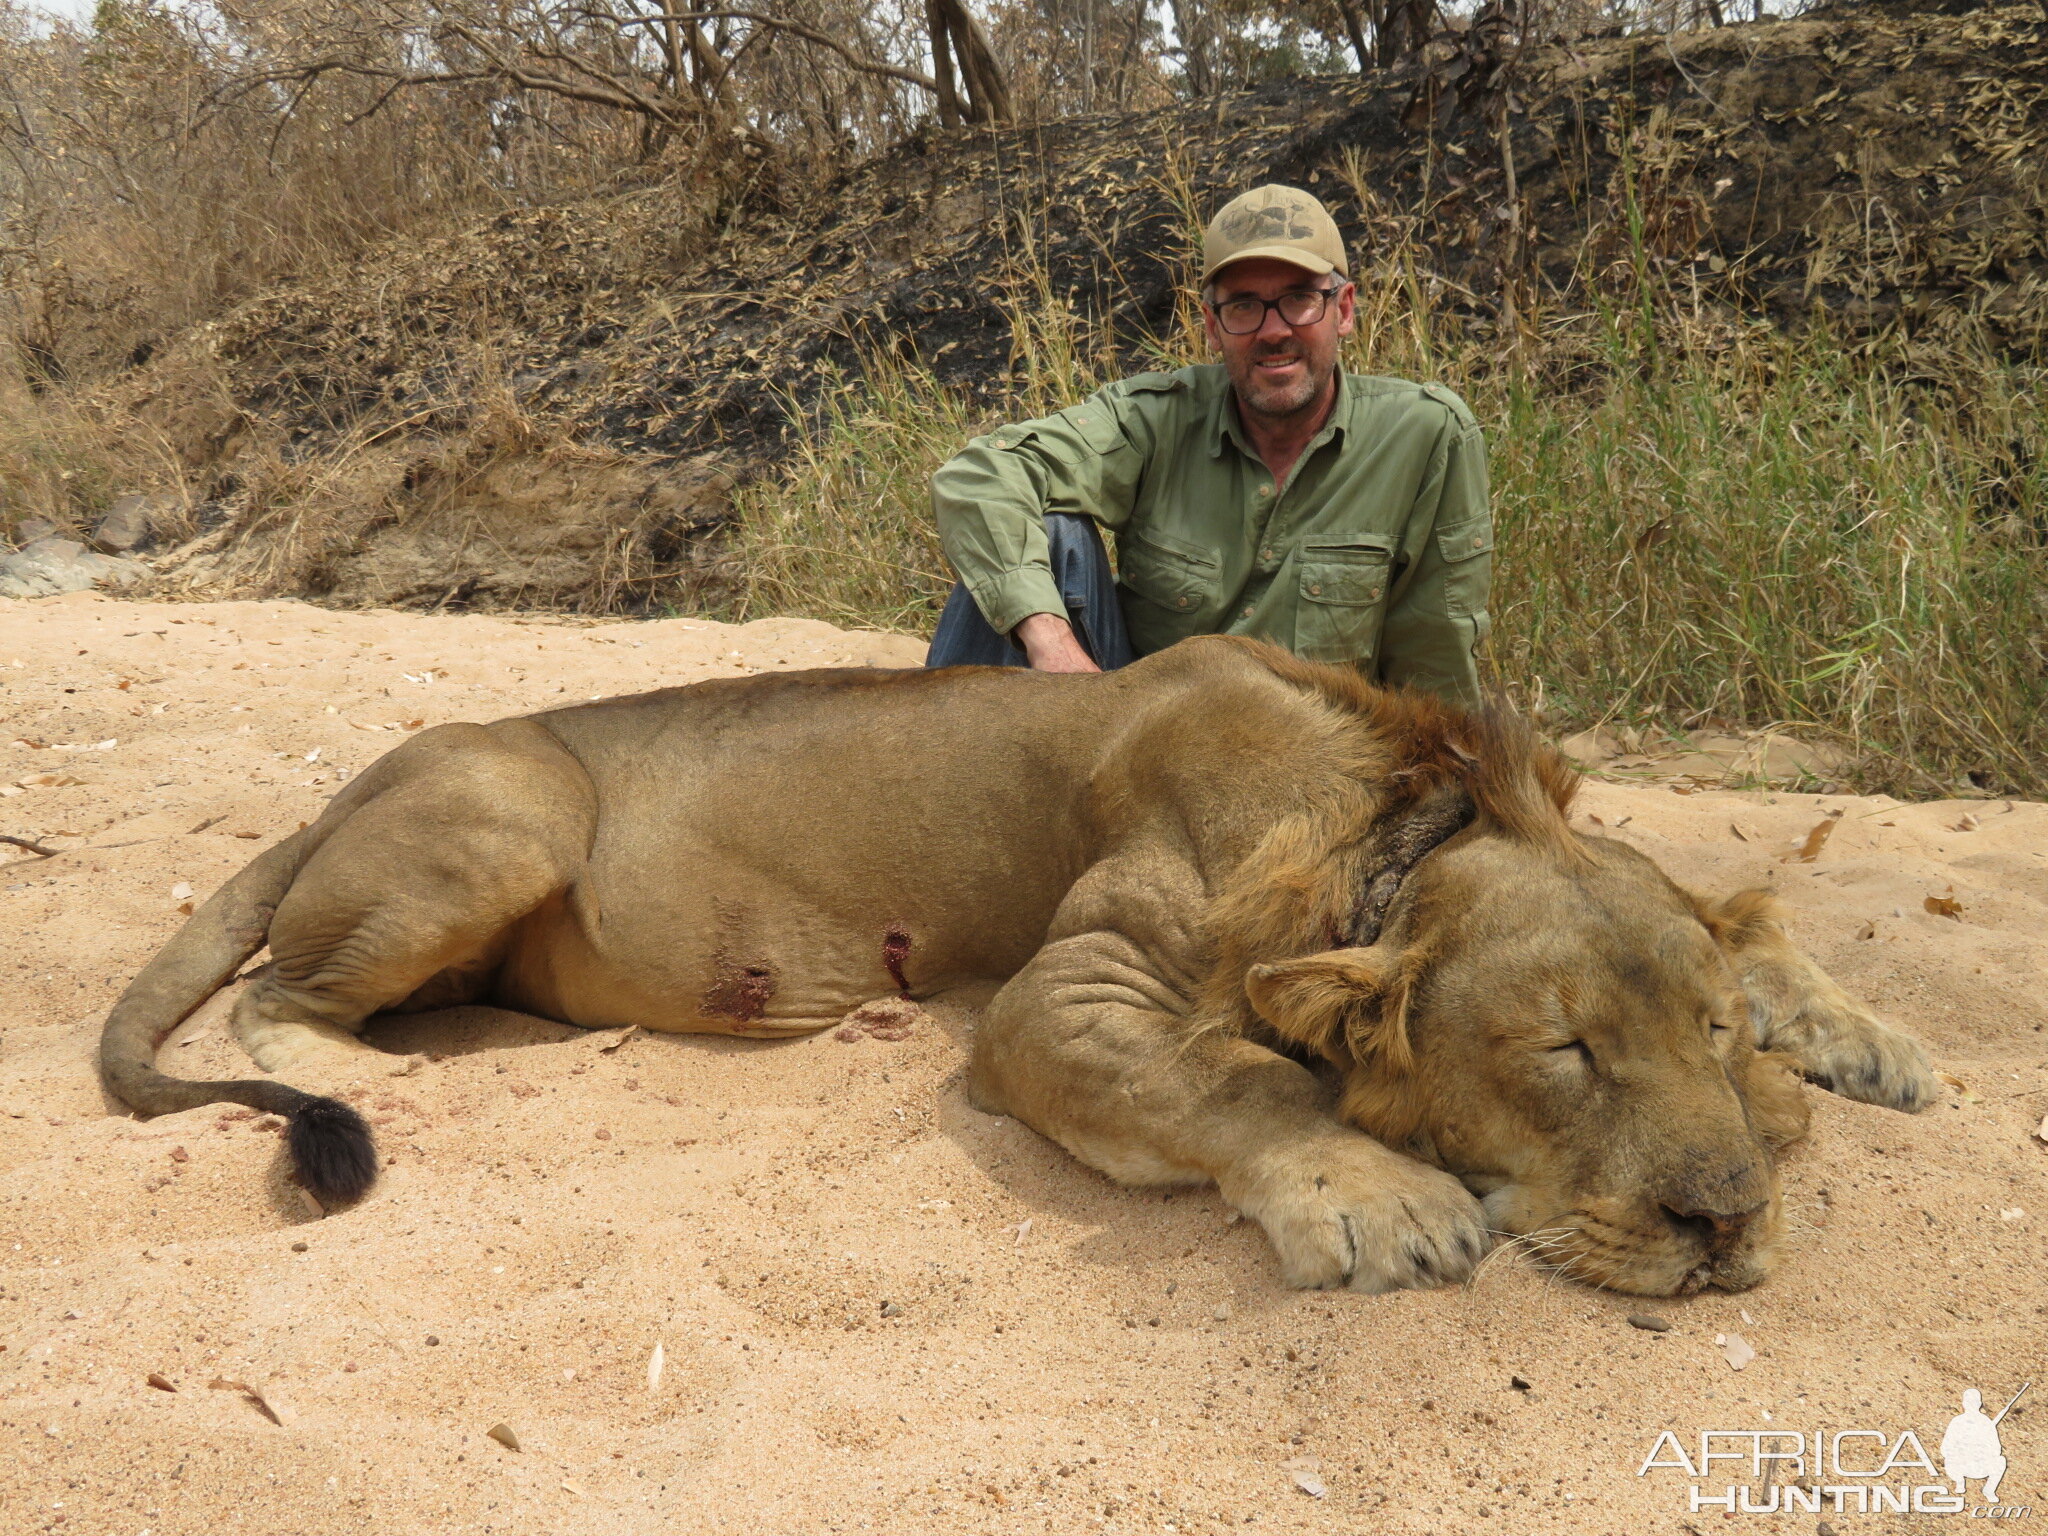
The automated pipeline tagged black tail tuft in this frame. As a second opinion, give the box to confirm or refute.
[286,1096,379,1206]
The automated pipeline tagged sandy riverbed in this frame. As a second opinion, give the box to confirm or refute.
[1,592,2042,1536]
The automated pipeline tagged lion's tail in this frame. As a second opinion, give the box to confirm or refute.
[97,828,375,1205]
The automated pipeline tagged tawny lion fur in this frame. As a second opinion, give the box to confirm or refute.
[100,638,1937,1296]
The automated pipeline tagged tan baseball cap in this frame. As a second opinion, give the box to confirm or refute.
[1201,185,1349,286]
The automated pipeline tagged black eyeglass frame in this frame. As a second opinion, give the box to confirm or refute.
[1204,283,1348,336]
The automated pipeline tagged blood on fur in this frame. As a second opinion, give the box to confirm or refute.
[703,958,777,1022]
[882,923,913,998]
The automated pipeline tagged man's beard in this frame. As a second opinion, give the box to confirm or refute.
[1230,340,1331,423]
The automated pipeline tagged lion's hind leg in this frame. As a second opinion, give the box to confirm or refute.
[234,719,596,1093]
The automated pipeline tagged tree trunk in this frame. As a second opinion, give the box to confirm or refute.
[1332,0,1373,73]
[925,0,1013,126]
[935,0,1013,123]
[1168,0,1213,95]
[1377,0,1437,66]
[1081,0,1098,112]
[926,0,965,125]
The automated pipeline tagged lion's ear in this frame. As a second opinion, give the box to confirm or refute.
[1698,887,1791,957]
[1245,946,1411,1070]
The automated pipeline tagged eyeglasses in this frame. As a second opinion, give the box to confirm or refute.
[1207,286,1342,336]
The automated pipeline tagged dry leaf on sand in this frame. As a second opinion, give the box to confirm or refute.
[1925,892,1964,919]
[1784,811,1842,863]
[209,1377,297,1425]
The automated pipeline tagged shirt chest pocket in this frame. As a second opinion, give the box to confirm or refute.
[1293,536,1395,664]
[1119,527,1220,618]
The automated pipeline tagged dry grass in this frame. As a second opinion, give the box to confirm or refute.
[718,250,2048,798]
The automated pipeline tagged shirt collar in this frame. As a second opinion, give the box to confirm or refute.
[1209,368,1354,461]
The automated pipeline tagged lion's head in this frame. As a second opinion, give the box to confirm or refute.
[1193,659,1819,1297]
[1245,822,1813,1296]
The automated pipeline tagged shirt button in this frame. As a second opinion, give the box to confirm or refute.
[1307,584,1322,597]
[1260,547,1274,561]
[1241,607,1254,619]
[1472,536,1485,549]
[1176,596,1191,609]
[1258,485,1273,498]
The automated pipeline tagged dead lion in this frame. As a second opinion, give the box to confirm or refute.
[99,638,1937,1296]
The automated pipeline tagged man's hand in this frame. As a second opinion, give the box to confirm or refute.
[1014,613,1102,673]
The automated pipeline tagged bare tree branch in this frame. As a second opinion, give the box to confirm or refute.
[607,10,939,92]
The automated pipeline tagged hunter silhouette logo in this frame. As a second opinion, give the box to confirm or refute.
[1943,1386,2026,1504]
[1219,202,1313,243]
[1636,1381,2032,1518]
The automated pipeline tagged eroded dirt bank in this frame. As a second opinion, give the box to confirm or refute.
[1,594,2042,1535]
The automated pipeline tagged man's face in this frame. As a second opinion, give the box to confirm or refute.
[1203,256,1357,425]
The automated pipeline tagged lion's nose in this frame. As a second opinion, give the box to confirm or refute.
[1660,1199,1764,1252]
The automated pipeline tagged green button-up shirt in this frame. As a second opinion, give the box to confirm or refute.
[931,363,1493,706]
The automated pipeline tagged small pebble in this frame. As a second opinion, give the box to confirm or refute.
[290,1241,308,1253]
[1627,1312,1672,1331]
[1509,1375,1532,1391]
[486,1423,520,1452]
[426,1335,441,1346]
[1212,1303,1232,1321]
[880,1300,904,1318]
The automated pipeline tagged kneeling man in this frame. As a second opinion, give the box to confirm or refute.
[926,182,1493,707]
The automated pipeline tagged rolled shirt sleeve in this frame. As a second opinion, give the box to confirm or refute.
[930,389,1146,638]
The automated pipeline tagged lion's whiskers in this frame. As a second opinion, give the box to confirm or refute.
[1466,1225,1580,1288]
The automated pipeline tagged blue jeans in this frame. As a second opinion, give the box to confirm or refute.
[924,514,1136,670]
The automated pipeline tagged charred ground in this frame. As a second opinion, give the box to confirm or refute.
[41,2,2048,611]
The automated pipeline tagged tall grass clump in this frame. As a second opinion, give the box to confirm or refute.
[722,247,2047,797]
[721,282,1199,631]
[1485,333,2046,796]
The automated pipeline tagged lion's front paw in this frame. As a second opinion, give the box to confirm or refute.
[1739,947,1938,1114]
[1231,1140,1491,1293]
[1781,1014,1939,1114]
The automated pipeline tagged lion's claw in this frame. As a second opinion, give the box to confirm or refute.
[1234,1141,1492,1293]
